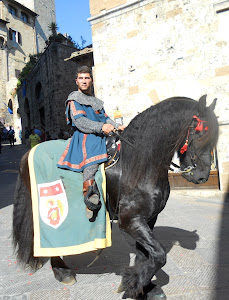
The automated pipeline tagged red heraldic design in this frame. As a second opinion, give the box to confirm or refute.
[38,180,68,229]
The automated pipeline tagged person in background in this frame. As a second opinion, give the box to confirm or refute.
[29,129,40,148]
[25,127,30,139]
[41,127,46,142]
[34,126,42,137]
[3,126,8,141]
[24,127,31,148]
[8,126,15,147]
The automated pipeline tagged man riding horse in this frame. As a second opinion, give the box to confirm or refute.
[57,66,125,220]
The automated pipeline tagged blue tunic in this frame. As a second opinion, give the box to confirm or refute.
[57,100,109,172]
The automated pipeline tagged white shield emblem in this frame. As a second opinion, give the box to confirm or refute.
[38,180,68,229]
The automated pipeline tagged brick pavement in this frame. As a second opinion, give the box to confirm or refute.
[0,142,228,299]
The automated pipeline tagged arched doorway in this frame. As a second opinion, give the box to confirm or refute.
[8,99,13,114]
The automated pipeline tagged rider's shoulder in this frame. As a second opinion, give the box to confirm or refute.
[67,91,79,100]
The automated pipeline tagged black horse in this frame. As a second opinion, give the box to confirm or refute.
[13,95,218,299]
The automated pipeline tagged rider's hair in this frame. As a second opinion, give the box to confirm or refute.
[75,66,93,80]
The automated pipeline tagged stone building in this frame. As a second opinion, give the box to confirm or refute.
[0,0,55,137]
[88,0,229,195]
[17,42,94,140]
[16,0,56,53]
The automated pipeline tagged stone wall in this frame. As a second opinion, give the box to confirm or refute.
[89,0,229,194]
[17,42,89,139]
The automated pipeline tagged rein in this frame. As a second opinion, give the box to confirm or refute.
[112,129,135,148]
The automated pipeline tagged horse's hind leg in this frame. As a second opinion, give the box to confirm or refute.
[119,214,166,299]
[51,257,76,285]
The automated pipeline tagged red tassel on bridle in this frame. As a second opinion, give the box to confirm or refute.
[193,115,208,132]
[180,115,208,154]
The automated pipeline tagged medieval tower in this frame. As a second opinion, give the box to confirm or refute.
[17,0,56,52]
[0,0,56,131]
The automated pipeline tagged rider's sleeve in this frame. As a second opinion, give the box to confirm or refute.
[70,113,104,134]
[106,118,119,129]
[103,109,119,129]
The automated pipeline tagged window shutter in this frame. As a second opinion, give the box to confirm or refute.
[18,32,22,45]
[9,28,12,40]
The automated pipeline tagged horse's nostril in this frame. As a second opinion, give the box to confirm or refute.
[197,178,206,184]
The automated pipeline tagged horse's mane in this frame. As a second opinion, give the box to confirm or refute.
[121,97,218,189]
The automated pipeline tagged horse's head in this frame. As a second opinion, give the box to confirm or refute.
[179,95,219,184]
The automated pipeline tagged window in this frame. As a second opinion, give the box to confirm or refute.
[9,5,17,16]
[35,82,42,101]
[9,29,16,42]
[21,12,28,23]
[0,36,5,48]
[9,28,22,45]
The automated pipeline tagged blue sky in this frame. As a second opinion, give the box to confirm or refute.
[55,0,92,47]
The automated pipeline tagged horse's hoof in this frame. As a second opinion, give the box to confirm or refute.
[117,281,124,293]
[52,267,76,285]
[146,285,167,300]
[149,294,166,300]
[36,261,43,269]
[62,275,77,285]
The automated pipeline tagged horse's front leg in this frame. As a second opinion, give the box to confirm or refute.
[51,256,76,285]
[119,206,166,299]
[134,215,158,266]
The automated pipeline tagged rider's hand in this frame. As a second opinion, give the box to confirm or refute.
[102,124,114,135]
[117,125,126,131]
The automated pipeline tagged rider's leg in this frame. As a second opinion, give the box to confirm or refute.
[83,164,101,220]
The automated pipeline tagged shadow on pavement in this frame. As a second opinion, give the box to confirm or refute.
[153,226,199,288]
[63,224,199,288]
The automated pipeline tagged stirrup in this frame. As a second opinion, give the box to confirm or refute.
[83,180,101,212]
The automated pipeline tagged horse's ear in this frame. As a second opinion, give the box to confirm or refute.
[209,98,217,111]
[198,95,207,115]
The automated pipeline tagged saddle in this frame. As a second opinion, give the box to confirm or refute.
[105,133,121,169]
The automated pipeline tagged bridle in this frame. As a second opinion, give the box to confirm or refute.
[170,115,208,173]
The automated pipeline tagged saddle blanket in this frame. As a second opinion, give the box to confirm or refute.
[28,139,111,257]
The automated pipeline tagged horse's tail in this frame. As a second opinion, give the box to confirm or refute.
[13,154,40,269]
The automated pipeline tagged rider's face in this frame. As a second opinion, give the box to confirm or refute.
[76,73,93,94]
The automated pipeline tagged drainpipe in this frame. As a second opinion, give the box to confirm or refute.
[34,16,39,54]
[5,46,9,81]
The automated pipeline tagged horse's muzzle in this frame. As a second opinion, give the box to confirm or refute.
[182,171,208,184]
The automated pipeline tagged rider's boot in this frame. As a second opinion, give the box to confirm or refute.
[83,180,101,221]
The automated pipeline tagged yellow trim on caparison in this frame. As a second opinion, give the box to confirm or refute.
[28,144,41,254]
[101,163,112,248]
